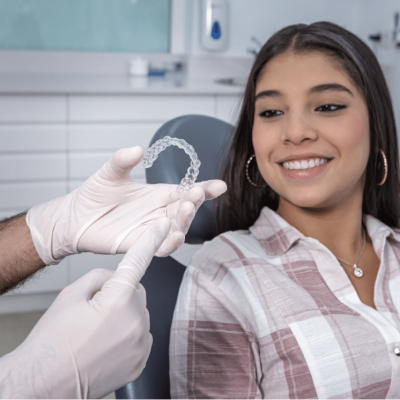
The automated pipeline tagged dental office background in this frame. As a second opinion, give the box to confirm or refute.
[0,0,399,315]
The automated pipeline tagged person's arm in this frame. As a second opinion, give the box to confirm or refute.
[0,213,45,295]
[169,263,262,399]
[0,217,170,399]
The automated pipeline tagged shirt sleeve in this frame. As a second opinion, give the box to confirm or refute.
[169,263,262,399]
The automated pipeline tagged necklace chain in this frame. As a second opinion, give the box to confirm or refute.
[333,225,366,278]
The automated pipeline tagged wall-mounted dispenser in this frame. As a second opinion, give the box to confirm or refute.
[200,0,228,51]
[369,11,400,49]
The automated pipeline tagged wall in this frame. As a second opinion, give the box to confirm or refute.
[186,0,360,56]
[354,0,400,126]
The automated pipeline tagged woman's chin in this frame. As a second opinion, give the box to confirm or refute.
[278,192,335,211]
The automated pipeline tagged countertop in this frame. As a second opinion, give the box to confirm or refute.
[0,73,246,95]
[0,55,254,95]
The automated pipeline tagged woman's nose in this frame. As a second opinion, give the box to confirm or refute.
[282,112,317,144]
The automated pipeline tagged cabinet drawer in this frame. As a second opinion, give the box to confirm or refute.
[69,123,162,151]
[69,94,215,122]
[0,181,67,210]
[0,153,67,182]
[0,125,67,152]
[69,152,145,181]
[0,95,67,123]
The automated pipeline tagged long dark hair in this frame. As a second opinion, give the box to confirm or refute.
[215,21,400,235]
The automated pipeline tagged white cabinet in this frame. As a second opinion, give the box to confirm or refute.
[69,151,115,180]
[0,153,67,181]
[69,94,215,122]
[0,181,67,210]
[69,123,162,151]
[68,122,163,183]
[0,95,66,123]
[0,120,68,220]
[0,125,67,152]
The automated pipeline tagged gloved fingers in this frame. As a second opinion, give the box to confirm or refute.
[163,180,225,237]
[143,308,151,338]
[131,332,153,381]
[97,146,145,182]
[90,278,147,318]
[167,180,227,216]
[61,268,115,301]
[136,283,148,314]
[194,179,228,202]
[182,185,205,213]
[173,201,195,236]
[146,332,153,360]
[155,231,185,257]
[165,185,203,221]
[144,331,153,366]
[105,217,171,291]
[115,223,151,255]
[139,328,153,362]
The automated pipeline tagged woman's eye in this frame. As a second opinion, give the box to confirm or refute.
[316,104,346,112]
[259,110,283,118]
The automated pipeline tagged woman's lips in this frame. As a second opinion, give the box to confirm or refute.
[278,159,333,180]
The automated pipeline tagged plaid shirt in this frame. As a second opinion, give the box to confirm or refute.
[169,206,400,399]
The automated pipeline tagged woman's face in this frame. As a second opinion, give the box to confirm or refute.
[252,51,370,212]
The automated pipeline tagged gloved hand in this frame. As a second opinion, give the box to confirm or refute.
[0,217,171,399]
[26,146,227,265]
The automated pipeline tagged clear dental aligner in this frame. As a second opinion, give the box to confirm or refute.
[141,136,201,195]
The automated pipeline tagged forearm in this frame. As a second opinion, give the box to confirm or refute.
[0,213,45,295]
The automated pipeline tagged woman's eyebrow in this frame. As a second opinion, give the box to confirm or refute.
[255,90,281,101]
[308,83,354,97]
[255,83,354,101]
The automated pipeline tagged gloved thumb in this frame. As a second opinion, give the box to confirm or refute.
[98,146,145,182]
[59,268,115,303]
[106,217,171,291]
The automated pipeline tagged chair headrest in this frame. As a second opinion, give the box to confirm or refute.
[145,114,234,244]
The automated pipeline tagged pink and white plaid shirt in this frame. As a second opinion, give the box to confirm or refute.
[169,206,400,399]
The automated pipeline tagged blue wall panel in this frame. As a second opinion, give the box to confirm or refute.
[0,0,170,52]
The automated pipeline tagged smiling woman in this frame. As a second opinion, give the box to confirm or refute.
[169,22,400,399]
[216,22,399,234]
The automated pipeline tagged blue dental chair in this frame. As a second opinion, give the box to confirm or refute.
[114,114,234,399]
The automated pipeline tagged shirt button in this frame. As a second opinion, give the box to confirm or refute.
[395,347,400,356]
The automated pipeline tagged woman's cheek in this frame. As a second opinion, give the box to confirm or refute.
[252,122,274,154]
[252,127,276,179]
[330,115,369,153]
[347,115,369,146]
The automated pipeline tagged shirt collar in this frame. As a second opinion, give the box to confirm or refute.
[249,206,399,257]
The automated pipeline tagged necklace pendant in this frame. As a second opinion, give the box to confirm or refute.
[353,264,363,278]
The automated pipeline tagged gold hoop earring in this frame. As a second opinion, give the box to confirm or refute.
[246,154,268,187]
[377,149,388,186]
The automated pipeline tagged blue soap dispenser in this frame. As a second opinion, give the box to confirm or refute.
[200,0,228,51]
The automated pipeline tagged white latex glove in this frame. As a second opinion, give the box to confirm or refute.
[0,217,171,399]
[26,146,227,265]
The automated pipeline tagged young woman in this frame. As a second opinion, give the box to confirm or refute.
[169,21,400,399]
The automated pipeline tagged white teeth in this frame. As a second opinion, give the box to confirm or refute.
[282,158,328,170]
